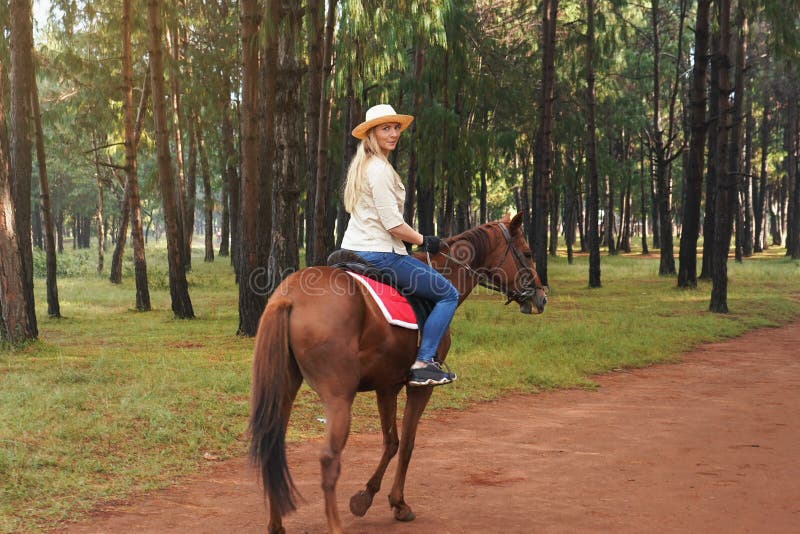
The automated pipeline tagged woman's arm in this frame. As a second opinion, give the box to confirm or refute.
[388,222,423,246]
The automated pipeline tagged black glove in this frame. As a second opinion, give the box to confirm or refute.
[420,235,441,255]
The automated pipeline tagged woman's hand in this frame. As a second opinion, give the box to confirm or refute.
[420,235,441,255]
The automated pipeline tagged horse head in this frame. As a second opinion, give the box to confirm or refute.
[492,213,548,315]
[441,212,548,315]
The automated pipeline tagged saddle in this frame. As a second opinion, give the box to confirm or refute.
[327,250,435,330]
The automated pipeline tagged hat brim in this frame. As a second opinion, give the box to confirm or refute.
[351,114,414,139]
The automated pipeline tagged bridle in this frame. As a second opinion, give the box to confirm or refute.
[431,223,548,306]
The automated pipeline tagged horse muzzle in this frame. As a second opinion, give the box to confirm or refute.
[528,289,548,315]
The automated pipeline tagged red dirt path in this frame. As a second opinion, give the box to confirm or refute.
[57,320,800,533]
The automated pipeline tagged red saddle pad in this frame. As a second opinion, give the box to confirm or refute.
[346,272,418,330]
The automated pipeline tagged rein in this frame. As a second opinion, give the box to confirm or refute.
[430,223,546,305]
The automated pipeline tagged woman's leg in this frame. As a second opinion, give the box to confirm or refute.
[356,253,458,383]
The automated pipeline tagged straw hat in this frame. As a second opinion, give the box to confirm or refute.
[351,104,414,140]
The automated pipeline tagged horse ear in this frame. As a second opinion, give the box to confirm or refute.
[509,212,523,234]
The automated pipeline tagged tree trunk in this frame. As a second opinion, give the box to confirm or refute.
[337,82,358,248]
[586,0,601,288]
[618,180,632,253]
[56,210,63,253]
[93,134,105,274]
[787,92,800,258]
[404,44,425,228]
[32,206,42,249]
[605,173,617,254]
[710,0,734,313]
[220,75,237,261]
[8,0,38,338]
[147,0,193,318]
[742,99,754,257]
[565,184,576,264]
[196,114,214,262]
[118,26,151,311]
[549,188,560,255]
[677,0,710,288]
[304,0,323,266]
[1,50,36,341]
[649,153,660,249]
[639,141,649,254]
[534,0,558,286]
[268,2,303,293]
[312,0,338,266]
[218,113,231,258]
[650,0,682,276]
[701,30,721,279]
[122,49,150,311]
[237,0,269,336]
[731,6,748,266]
[753,98,770,253]
[167,21,191,271]
[31,68,61,317]
[110,70,150,285]
[185,112,198,264]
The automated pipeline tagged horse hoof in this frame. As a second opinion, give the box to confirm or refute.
[349,490,374,517]
[393,505,416,522]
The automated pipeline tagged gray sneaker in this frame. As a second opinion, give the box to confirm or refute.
[408,362,456,387]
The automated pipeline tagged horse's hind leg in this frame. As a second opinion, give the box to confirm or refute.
[350,388,401,517]
[388,385,434,522]
[319,394,354,534]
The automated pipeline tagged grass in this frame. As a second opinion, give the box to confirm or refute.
[1,241,799,532]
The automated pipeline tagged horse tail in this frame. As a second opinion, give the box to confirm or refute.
[248,297,299,516]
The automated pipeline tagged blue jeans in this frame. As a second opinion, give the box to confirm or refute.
[355,251,459,362]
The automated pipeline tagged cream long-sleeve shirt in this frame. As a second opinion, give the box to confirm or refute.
[341,157,409,254]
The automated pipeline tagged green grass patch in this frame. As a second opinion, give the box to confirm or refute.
[2,242,799,532]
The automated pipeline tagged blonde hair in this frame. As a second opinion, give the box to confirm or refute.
[343,129,401,213]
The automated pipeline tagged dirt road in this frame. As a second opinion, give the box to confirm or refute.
[58,320,800,533]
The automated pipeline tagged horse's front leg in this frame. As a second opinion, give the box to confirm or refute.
[349,387,401,517]
[388,385,434,522]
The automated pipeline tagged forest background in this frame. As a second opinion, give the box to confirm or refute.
[1,1,800,531]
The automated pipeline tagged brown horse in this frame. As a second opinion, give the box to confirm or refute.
[249,213,547,534]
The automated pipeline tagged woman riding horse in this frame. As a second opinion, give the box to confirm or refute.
[249,109,548,534]
[341,104,458,387]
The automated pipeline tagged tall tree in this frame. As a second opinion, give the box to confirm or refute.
[1,52,36,341]
[166,16,191,270]
[237,0,270,336]
[586,0,601,288]
[120,2,151,311]
[740,99,754,258]
[91,132,105,274]
[8,0,38,338]
[533,0,559,287]
[268,2,303,293]
[677,0,711,288]
[147,0,194,318]
[31,67,61,317]
[649,0,687,277]
[700,30,721,279]
[196,113,214,262]
[710,0,735,313]
[311,0,338,266]
[219,73,236,260]
[786,89,800,258]
[304,0,324,266]
[753,96,770,253]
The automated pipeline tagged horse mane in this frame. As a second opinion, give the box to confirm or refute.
[443,222,501,268]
